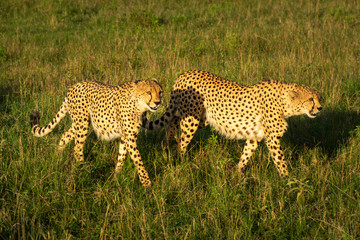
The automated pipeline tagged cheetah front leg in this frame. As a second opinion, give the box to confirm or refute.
[125,132,151,188]
[115,139,127,173]
[265,136,289,177]
[237,139,258,173]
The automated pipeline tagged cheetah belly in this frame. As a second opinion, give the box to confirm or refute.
[90,113,122,141]
[205,110,265,141]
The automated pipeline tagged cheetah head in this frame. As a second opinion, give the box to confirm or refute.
[135,79,163,112]
[285,85,322,118]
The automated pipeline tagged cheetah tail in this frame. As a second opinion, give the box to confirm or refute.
[31,101,68,137]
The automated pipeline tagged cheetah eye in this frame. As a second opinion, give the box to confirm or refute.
[146,91,152,96]
[308,97,314,102]
[159,91,163,97]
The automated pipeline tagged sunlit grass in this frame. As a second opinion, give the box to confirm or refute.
[1,0,360,238]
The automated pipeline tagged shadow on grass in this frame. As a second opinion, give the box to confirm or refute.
[286,109,360,158]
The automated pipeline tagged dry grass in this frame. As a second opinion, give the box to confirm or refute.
[1,0,360,238]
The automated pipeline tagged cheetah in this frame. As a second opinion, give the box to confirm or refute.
[30,80,163,187]
[142,70,322,177]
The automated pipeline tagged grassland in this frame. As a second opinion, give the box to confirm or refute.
[1,0,360,239]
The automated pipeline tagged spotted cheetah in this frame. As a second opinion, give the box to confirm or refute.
[142,70,322,177]
[31,80,163,187]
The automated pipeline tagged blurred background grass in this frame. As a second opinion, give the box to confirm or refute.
[1,0,359,238]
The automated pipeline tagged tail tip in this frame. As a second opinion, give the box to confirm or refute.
[30,110,40,127]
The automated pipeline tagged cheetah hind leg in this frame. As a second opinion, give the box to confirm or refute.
[164,115,206,151]
[58,125,75,150]
[237,139,259,173]
[72,120,90,163]
[178,115,200,155]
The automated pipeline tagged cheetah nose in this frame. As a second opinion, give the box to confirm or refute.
[154,101,161,106]
[318,107,322,111]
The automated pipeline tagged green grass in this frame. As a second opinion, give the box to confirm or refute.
[1,0,360,238]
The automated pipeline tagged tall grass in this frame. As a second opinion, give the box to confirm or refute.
[1,0,360,238]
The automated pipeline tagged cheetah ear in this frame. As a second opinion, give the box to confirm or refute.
[151,78,158,83]
[288,90,299,100]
